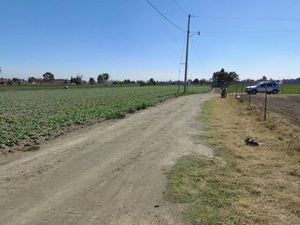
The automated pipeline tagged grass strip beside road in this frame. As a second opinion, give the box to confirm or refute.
[166,96,300,225]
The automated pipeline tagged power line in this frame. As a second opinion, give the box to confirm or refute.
[179,35,186,64]
[200,29,300,34]
[190,28,300,36]
[171,1,300,21]
[190,39,202,63]
[145,0,186,32]
[193,15,300,21]
[177,34,187,81]
[172,0,189,16]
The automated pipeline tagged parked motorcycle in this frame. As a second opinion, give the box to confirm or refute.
[221,87,227,98]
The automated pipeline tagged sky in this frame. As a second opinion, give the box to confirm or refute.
[1,0,300,81]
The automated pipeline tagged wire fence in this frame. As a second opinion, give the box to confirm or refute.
[230,83,300,124]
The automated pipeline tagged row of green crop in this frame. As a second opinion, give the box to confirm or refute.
[0,86,210,149]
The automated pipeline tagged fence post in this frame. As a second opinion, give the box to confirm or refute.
[241,83,244,97]
[248,87,251,107]
[235,82,238,99]
[264,83,267,121]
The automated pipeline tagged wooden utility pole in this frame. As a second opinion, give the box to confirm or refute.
[183,14,191,93]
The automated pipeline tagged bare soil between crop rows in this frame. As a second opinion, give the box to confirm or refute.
[242,94,300,124]
[0,93,214,225]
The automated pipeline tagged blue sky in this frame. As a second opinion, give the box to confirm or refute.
[1,0,300,81]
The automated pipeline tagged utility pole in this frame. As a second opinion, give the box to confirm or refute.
[183,14,191,93]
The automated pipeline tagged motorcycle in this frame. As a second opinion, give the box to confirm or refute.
[221,87,227,98]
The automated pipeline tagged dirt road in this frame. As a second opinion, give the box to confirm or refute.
[0,93,214,225]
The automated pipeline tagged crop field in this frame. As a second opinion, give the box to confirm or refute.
[240,94,300,124]
[0,85,209,149]
[227,84,300,94]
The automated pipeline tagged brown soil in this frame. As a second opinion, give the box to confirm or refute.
[242,94,300,124]
[0,93,214,225]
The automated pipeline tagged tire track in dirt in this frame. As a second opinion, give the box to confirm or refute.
[0,93,214,225]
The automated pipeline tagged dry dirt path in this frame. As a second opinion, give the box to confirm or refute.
[0,93,214,225]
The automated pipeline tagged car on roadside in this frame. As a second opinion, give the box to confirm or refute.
[245,81,280,95]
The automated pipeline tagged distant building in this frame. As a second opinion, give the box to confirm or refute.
[0,79,9,85]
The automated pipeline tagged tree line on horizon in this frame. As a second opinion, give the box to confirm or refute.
[0,72,111,86]
[0,71,211,86]
[1,68,299,86]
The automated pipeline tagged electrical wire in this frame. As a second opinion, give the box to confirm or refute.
[193,15,300,21]
[179,37,186,65]
[145,0,186,32]
[200,29,300,35]
[171,1,300,21]
[190,39,201,63]
[172,0,189,16]
[177,35,186,82]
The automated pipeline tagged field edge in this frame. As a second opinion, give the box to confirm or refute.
[1,87,210,154]
[165,96,300,225]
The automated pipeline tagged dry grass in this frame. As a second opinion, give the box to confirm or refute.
[166,96,300,225]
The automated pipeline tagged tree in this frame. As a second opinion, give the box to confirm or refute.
[212,68,239,86]
[28,77,37,83]
[102,73,109,82]
[89,77,96,85]
[192,78,199,84]
[70,75,82,85]
[123,79,131,84]
[97,74,103,84]
[200,79,207,86]
[42,72,55,81]
[262,76,267,81]
[97,73,110,84]
[137,80,146,86]
[148,78,156,86]
[12,77,21,85]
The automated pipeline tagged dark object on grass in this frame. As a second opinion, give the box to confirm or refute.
[154,205,159,208]
[244,138,259,146]
[221,87,227,98]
